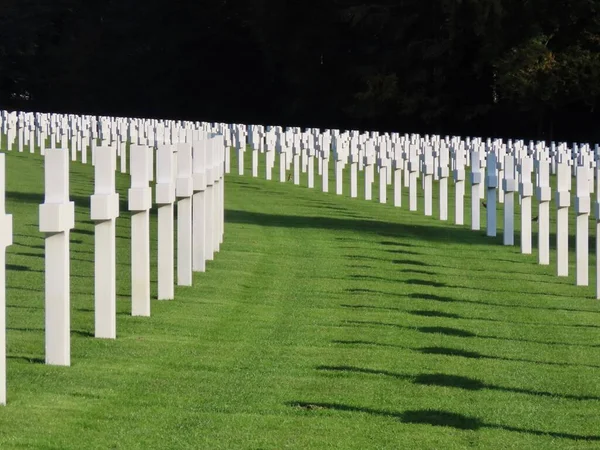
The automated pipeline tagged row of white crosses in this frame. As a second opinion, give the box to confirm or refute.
[3,110,599,288]
[0,111,233,176]
[226,123,600,294]
[0,111,226,404]
[14,112,596,294]
[0,112,598,372]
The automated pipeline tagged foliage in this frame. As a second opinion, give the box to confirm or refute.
[0,0,600,139]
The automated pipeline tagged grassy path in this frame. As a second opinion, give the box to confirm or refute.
[0,150,598,448]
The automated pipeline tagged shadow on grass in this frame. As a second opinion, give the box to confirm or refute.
[408,310,462,319]
[340,304,403,313]
[346,264,375,270]
[288,401,600,441]
[316,365,600,401]
[417,346,600,369]
[7,355,45,364]
[225,209,495,246]
[6,263,93,279]
[343,320,600,348]
[331,339,402,348]
[348,267,437,283]
[385,249,422,256]
[379,241,417,248]
[8,327,93,337]
[347,288,600,315]
[7,264,31,272]
[332,339,600,369]
[408,292,600,315]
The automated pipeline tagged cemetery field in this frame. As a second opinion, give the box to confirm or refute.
[0,150,599,449]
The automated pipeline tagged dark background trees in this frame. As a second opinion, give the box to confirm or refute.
[1,0,599,142]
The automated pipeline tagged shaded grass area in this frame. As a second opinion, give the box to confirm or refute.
[0,148,598,448]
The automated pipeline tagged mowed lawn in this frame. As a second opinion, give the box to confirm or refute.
[0,148,599,449]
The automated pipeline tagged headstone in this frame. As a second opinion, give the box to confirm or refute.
[90,146,119,338]
[155,144,176,300]
[192,139,208,272]
[176,143,194,286]
[408,145,419,211]
[364,147,374,201]
[0,154,12,405]
[486,149,498,236]
[453,145,465,225]
[39,149,75,366]
[438,143,449,220]
[497,146,505,204]
[128,145,152,316]
[321,136,330,193]
[293,144,301,185]
[378,155,389,205]
[120,142,127,173]
[536,159,551,264]
[335,145,344,196]
[519,156,533,254]
[252,144,259,178]
[237,130,246,176]
[393,148,403,208]
[470,150,482,230]
[265,136,273,181]
[575,165,590,286]
[422,147,434,216]
[206,137,218,261]
[278,138,287,183]
[555,163,571,277]
[307,146,315,189]
[350,147,358,198]
[595,166,600,298]
[213,136,225,250]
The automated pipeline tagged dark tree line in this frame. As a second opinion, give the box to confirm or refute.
[1,0,600,142]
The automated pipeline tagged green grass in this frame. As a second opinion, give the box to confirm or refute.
[0,147,599,449]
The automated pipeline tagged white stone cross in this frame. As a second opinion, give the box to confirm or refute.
[438,143,449,220]
[408,144,419,211]
[595,165,600,298]
[334,139,346,195]
[0,153,12,405]
[90,146,119,338]
[321,135,330,193]
[237,129,246,176]
[302,141,311,188]
[192,138,208,273]
[39,149,75,366]
[207,136,220,259]
[392,142,404,208]
[575,165,590,286]
[535,159,551,264]
[452,145,465,225]
[363,142,375,201]
[292,135,301,185]
[422,146,434,216]
[470,149,482,230]
[176,143,194,286]
[555,162,571,277]
[128,145,152,316]
[485,149,498,237]
[277,132,287,183]
[349,140,359,198]
[502,153,516,245]
[213,135,225,251]
[377,150,389,205]
[518,156,533,254]
[155,144,176,300]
